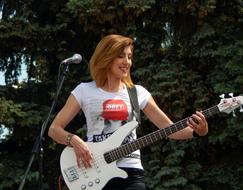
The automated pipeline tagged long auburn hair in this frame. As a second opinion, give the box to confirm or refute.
[89,34,134,88]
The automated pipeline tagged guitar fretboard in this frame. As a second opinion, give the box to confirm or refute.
[104,105,219,163]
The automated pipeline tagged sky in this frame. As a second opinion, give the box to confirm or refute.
[0,72,5,85]
[0,65,28,85]
[0,8,3,85]
[0,5,27,86]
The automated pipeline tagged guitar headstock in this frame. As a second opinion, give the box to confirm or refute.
[217,93,243,116]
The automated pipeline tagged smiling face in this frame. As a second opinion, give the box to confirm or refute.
[90,34,134,88]
[108,45,133,81]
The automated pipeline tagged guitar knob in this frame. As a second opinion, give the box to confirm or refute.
[219,94,225,99]
[88,181,93,187]
[95,178,100,184]
[229,93,234,98]
[81,184,86,190]
[240,106,243,112]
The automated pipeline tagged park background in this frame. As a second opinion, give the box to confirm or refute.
[0,0,243,189]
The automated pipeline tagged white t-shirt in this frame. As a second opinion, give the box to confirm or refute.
[71,81,151,169]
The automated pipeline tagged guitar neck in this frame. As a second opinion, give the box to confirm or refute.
[104,105,219,163]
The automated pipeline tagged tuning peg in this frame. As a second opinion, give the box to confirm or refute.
[219,94,225,99]
[230,93,237,117]
[229,93,236,117]
[240,106,243,113]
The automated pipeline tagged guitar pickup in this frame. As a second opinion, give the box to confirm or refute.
[63,167,79,182]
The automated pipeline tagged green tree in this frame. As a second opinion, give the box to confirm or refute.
[0,0,243,189]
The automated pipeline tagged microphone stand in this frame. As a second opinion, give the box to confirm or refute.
[18,64,70,190]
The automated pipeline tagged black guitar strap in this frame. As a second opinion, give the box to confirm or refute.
[127,86,141,125]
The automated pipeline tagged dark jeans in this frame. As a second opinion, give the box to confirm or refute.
[102,167,146,190]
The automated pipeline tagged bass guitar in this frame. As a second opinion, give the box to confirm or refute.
[60,94,243,190]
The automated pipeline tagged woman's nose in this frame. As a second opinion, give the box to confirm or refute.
[123,57,131,65]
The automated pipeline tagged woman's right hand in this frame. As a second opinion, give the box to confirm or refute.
[70,135,93,168]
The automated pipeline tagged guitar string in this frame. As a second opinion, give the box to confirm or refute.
[69,155,107,177]
[106,105,220,162]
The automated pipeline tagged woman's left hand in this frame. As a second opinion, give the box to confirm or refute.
[187,111,208,136]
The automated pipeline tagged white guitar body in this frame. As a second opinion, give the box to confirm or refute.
[60,120,138,190]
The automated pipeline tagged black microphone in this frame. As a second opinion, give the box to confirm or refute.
[61,54,82,65]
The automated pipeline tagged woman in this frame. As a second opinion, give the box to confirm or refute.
[48,34,208,190]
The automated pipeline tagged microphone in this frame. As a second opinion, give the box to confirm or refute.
[61,54,82,65]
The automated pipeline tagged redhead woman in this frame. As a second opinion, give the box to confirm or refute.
[48,34,208,190]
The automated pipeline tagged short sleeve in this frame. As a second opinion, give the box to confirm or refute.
[135,85,151,110]
[71,83,84,107]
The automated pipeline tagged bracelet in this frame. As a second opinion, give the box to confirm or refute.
[66,133,74,146]
[193,130,200,138]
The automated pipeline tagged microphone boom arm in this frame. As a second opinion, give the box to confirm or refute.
[18,64,71,190]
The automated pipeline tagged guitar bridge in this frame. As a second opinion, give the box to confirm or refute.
[63,167,79,182]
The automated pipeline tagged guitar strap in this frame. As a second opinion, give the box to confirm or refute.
[127,86,141,125]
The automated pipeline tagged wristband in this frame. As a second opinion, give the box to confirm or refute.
[66,133,74,146]
[193,130,200,137]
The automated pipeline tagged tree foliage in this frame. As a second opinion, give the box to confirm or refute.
[0,0,243,189]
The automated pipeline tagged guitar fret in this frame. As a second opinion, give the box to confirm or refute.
[104,152,111,163]
[120,146,127,158]
[169,126,173,134]
[205,109,210,118]
[155,132,160,142]
[113,150,119,160]
[111,150,117,161]
[138,137,145,149]
[148,134,153,144]
[134,140,139,150]
[105,152,114,163]
[173,123,180,133]
[123,146,127,155]
[149,133,154,144]
[159,128,167,139]
[132,141,137,152]
[164,127,171,136]
[118,150,123,159]
[140,137,146,147]
[141,138,146,147]
[170,125,176,133]
[148,133,154,144]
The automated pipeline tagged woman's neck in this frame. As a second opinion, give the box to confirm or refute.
[102,80,125,92]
